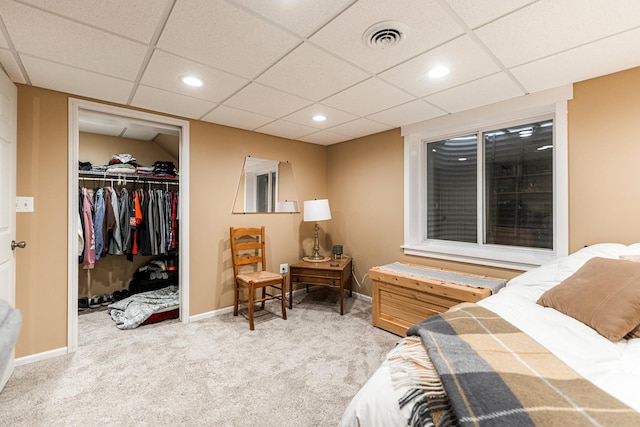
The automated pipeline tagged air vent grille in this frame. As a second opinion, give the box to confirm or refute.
[363,21,407,50]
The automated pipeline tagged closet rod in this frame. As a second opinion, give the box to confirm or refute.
[79,176,179,186]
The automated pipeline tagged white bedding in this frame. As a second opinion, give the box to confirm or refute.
[340,243,640,426]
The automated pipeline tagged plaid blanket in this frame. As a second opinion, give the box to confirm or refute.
[402,303,640,426]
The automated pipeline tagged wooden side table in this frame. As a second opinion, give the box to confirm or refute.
[289,257,353,314]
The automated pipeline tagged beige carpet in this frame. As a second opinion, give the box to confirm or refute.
[0,288,399,426]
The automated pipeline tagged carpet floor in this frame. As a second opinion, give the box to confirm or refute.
[0,288,399,426]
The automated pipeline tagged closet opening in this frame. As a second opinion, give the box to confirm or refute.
[67,99,190,353]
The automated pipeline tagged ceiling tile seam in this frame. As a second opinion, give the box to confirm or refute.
[434,0,529,95]
[506,24,640,71]
[126,0,178,105]
[12,0,153,47]
[0,10,30,84]
[274,116,352,138]
[224,0,359,41]
[16,52,135,84]
[293,0,360,40]
[418,70,505,104]
[462,0,541,30]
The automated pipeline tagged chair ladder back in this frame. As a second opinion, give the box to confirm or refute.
[230,226,267,272]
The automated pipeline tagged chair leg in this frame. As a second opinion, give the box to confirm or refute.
[248,283,255,331]
[281,281,287,320]
[233,280,239,316]
[261,287,266,309]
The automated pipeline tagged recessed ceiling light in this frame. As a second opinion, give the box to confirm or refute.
[313,115,326,122]
[180,75,204,87]
[427,65,450,79]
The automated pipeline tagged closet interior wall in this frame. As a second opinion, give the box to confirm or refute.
[78,131,180,301]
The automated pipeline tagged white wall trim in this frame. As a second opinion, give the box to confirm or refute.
[15,347,67,366]
[67,98,190,354]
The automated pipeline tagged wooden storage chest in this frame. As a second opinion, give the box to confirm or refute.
[370,262,505,336]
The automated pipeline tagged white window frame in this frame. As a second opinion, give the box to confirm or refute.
[402,85,572,271]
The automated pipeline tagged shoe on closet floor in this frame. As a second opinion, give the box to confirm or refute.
[78,298,89,311]
[100,294,112,306]
[88,296,102,309]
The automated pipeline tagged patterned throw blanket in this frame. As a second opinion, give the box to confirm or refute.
[398,303,640,426]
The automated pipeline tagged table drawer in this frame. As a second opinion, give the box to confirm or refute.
[291,267,341,279]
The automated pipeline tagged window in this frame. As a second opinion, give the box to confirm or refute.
[402,86,570,270]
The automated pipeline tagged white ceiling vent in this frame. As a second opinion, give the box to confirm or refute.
[363,21,408,50]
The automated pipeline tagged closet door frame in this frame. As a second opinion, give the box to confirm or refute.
[67,98,190,353]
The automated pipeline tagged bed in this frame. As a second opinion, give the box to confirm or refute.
[340,243,640,426]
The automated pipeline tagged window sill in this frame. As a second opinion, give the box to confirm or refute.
[401,241,560,271]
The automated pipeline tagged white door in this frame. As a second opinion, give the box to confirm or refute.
[0,70,18,392]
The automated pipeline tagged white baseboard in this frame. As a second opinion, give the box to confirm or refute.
[189,305,234,322]
[15,347,68,366]
[189,288,371,322]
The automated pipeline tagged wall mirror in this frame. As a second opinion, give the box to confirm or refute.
[233,157,299,213]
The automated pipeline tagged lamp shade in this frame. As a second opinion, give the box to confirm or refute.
[303,199,331,222]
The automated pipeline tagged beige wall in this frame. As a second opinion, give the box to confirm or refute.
[15,65,640,359]
[567,67,640,251]
[15,85,326,358]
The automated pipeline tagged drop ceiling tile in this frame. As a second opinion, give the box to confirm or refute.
[0,26,8,49]
[476,0,640,68]
[201,105,275,131]
[255,120,318,140]
[17,0,168,43]
[282,103,358,129]
[0,49,26,84]
[157,0,301,78]
[310,0,464,74]
[328,118,392,139]
[225,83,313,118]
[368,100,446,127]
[142,50,249,103]
[256,42,369,101]
[298,130,352,145]
[131,85,217,119]
[1,1,147,80]
[322,77,415,117]
[22,55,133,104]
[444,0,537,29]
[379,35,500,97]
[122,127,159,141]
[229,0,355,37]
[79,121,123,137]
[424,72,524,113]
[512,27,640,93]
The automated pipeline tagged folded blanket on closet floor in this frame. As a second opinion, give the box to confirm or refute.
[108,286,178,330]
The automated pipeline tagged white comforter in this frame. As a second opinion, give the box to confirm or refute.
[340,243,640,426]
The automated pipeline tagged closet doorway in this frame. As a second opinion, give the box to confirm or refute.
[67,98,190,353]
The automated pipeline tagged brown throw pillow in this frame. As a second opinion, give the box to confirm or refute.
[537,257,640,342]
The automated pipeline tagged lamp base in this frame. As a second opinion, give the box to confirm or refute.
[303,256,331,263]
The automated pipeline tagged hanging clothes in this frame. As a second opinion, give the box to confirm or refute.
[81,187,96,269]
[78,182,179,267]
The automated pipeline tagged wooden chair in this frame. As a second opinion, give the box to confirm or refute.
[230,226,287,330]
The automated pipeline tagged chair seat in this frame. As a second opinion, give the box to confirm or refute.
[236,271,283,284]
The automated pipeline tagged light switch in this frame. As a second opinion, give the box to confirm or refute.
[16,196,34,213]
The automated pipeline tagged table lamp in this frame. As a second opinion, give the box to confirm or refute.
[303,199,331,262]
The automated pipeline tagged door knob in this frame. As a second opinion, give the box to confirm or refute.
[11,240,26,251]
